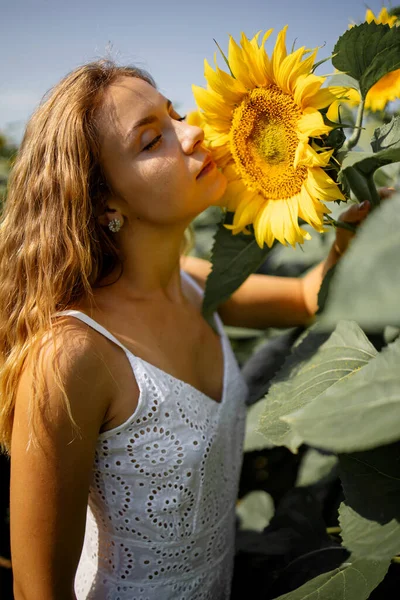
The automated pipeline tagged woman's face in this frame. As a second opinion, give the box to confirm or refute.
[97,76,227,225]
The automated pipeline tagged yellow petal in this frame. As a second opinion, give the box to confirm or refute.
[296,144,334,168]
[240,32,268,86]
[221,179,251,212]
[294,74,325,108]
[186,110,204,127]
[275,46,308,94]
[306,168,345,202]
[298,186,327,227]
[223,162,241,182]
[271,26,288,81]
[192,85,231,119]
[228,36,255,88]
[305,87,338,110]
[254,201,275,247]
[206,56,248,101]
[225,193,263,229]
[297,108,332,137]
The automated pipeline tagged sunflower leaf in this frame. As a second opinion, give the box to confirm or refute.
[271,556,389,600]
[328,73,361,91]
[318,192,400,330]
[202,216,271,319]
[339,442,400,524]
[256,321,376,452]
[332,21,400,99]
[272,501,398,599]
[284,337,400,453]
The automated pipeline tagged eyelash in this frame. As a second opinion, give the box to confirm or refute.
[142,115,187,152]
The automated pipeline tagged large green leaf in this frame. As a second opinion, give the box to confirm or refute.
[202,216,271,319]
[319,193,400,330]
[284,338,400,453]
[339,442,400,523]
[332,22,400,98]
[256,321,376,452]
[272,557,389,600]
[272,502,399,600]
[339,503,400,560]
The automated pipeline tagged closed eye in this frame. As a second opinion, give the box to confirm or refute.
[142,114,187,151]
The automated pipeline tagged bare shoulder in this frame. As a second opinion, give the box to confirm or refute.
[14,316,116,442]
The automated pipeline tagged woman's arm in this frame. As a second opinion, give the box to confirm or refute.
[10,324,114,600]
[182,201,372,329]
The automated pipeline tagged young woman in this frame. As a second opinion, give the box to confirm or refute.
[0,61,371,600]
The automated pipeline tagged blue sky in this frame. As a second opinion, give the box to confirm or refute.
[0,0,391,142]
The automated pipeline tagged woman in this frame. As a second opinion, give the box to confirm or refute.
[0,61,370,600]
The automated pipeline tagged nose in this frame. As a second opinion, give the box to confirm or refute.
[179,122,205,154]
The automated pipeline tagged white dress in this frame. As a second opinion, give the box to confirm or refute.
[59,272,248,600]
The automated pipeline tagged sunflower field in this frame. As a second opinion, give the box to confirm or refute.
[190,6,400,599]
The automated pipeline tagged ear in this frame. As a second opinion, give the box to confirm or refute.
[97,207,124,228]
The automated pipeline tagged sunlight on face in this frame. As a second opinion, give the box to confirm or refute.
[98,77,227,226]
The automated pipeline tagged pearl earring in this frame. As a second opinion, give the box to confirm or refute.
[108,218,122,233]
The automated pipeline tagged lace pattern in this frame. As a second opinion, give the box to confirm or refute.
[63,274,248,599]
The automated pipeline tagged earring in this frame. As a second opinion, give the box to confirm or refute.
[108,218,122,233]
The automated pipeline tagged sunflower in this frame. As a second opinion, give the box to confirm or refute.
[192,27,344,248]
[347,8,400,112]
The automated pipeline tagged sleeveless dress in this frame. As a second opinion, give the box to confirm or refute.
[58,271,248,600]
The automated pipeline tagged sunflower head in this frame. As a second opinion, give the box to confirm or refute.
[192,27,344,248]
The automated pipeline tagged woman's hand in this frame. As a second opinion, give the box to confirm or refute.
[333,200,371,257]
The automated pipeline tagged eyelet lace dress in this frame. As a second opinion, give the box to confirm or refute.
[58,272,248,600]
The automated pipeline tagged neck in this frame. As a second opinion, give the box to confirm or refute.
[96,218,191,303]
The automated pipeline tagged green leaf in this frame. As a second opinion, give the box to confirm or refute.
[339,503,400,560]
[338,117,400,203]
[272,557,389,600]
[236,490,274,532]
[244,398,274,452]
[202,217,271,319]
[256,321,376,452]
[319,193,400,330]
[284,339,400,453]
[273,500,399,599]
[332,22,400,99]
[296,449,337,487]
[328,73,361,92]
[339,442,400,523]
[342,117,400,176]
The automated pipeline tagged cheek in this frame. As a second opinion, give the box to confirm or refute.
[138,157,190,200]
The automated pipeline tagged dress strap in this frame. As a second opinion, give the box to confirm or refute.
[54,310,133,357]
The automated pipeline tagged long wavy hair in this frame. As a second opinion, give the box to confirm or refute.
[0,60,156,454]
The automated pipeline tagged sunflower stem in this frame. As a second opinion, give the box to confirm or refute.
[324,215,357,233]
[343,98,365,151]
[326,526,342,535]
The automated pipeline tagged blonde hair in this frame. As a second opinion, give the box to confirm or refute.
[0,60,156,454]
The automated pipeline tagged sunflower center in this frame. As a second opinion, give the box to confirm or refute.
[230,86,307,200]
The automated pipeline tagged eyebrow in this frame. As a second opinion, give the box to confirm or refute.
[125,99,172,144]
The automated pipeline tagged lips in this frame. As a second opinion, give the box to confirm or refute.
[196,155,214,179]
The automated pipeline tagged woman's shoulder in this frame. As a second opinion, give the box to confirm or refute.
[20,316,116,425]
